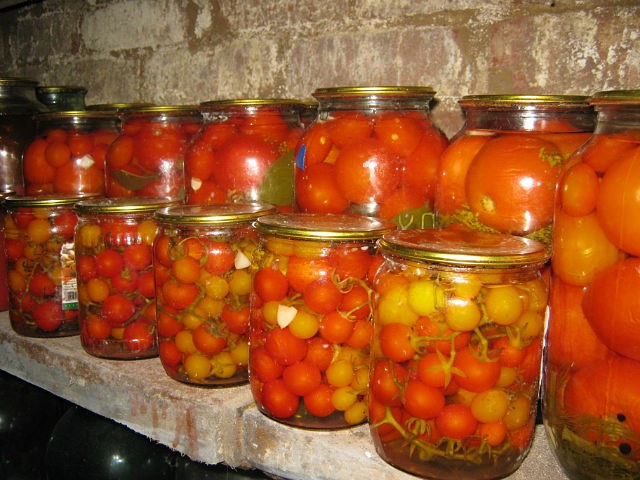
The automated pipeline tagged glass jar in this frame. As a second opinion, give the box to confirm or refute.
[74,197,174,359]
[543,90,640,479]
[36,86,87,111]
[0,191,12,311]
[153,202,276,386]
[0,77,46,195]
[185,99,304,209]
[4,194,87,337]
[370,227,549,479]
[250,213,395,429]
[294,86,448,228]
[105,105,201,201]
[434,95,594,248]
[23,111,119,196]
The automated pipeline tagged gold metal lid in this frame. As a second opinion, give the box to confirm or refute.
[5,193,96,208]
[589,90,640,105]
[459,95,590,108]
[255,213,396,241]
[0,77,38,87]
[378,228,549,267]
[200,98,305,108]
[154,203,276,226]
[36,110,116,121]
[74,197,178,215]
[36,85,87,94]
[122,105,201,119]
[86,103,156,111]
[313,86,436,98]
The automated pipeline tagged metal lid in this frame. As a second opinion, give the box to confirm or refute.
[0,77,38,87]
[313,86,436,98]
[589,90,640,105]
[122,105,201,119]
[155,203,276,226]
[74,197,177,215]
[36,85,87,94]
[200,98,305,108]
[255,213,396,241]
[378,228,549,267]
[86,103,156,112]
[459,95,590,108]
[37,110,116,121]
[5,193,95,208]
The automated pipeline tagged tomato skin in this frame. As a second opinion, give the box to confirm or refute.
[215,135,279,191]
[261,379,300,419]
[264,327,308,366]
[295,162,349,213]
[453,348,501,393]
[465,135,563,234]
[435,404,478,440]
[402,379,445,420]
[254,267,288,301]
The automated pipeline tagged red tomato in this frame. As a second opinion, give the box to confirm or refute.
[403,379,445,419]
[192,323,227,356]
[254,267,289,301]
[435,404,478,440]
[304,337,334,371]
[214,135,279,191]
[326,113,373,148]
[53,210,78,240]
[221,305,250,335]
[264,327,308,366]
[101,294,136,326]
[161,279,199,310]
[204,241,235,276]
[261,379,299,419]
[319,311,354,344]
[123,321,154,351]
[370,359,407,407]
[282,360,322,396]
[295,162,349,213]
[76,255,97,282]
[453,348,501,392]
[31,300,63,332]
[374,114,424,158]
[379,322,416,363]
[303,384,336,417]
[159,341,182,368]
[298,123,333,166]
[329,245,372,280]
[251,346,284,383]
[29,272,56,296]
[595,146,640,256]
[286,255,332,293]
[157,311,182,338]
[339,285,371,321]
[465,135,563,234]
[582,258,640,360]
[122,244,153,270]
[303,278,342,314]
[334,138,401,204]
[96,249,124,278]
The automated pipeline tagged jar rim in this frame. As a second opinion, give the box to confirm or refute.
[37,110,117,121]
[5,193,96,208]
[36,85,88,94]
[0,77,38,87]
[74,197,178,214]
[459,94,591,108]
[154,203,276,225]
[313,86,436,99]
[378,228,549,267]
[123,105,201,116]
[590,89,640,105]
[200,98,305,108]
[255,213,396,241]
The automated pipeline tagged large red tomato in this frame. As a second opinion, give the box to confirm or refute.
[214,135,279,191]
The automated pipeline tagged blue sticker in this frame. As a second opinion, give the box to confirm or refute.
[295,144,306,170]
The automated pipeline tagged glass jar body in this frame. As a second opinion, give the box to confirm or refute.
[543,95,640,479]
[294,87,448,228]
[36,86,87,112]
[249,213,393,429]
[153,204,274,386]
[370,229,549,479]
[105,107,201,202]
[0,78,45,194]
[185,100,303,209]
[5,196,82,337]
[23,112,118,196]
[74,199,167,359]
[434,96,594,248]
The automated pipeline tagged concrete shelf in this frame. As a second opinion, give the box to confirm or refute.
[0,312,568,480]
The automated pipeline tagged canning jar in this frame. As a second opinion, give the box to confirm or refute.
[294,86,448,228]
[434,95,594,247]
[23,110,119,196]
[105,105,201,201]
[74,197,174,359]
[249,213,395,429]
[370,227,549,479]
[153,202,275,386]
[0,77,45,195]
[0,191,12,311]
[185,99,304,209]
[4,194,87,337]
[543,90,640,479]
[36,86,87,111]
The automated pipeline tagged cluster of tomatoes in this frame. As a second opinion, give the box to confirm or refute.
[184,107,303,208]
[294,111,448,223]
[369,263,547,477]
[22,125,118,196]
[105,113,201,200]
[545,129,640,472]
[249,236,381,428]
[4,203,80,336]
[74,215,159,358]
[434,128,592,244]
[154,227,257,385]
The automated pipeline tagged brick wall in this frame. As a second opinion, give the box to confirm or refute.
[1,0,638,136]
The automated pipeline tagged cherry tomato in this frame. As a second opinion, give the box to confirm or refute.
[261,379,299,419]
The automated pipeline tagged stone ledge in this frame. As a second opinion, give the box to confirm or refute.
[0,312,568,479]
